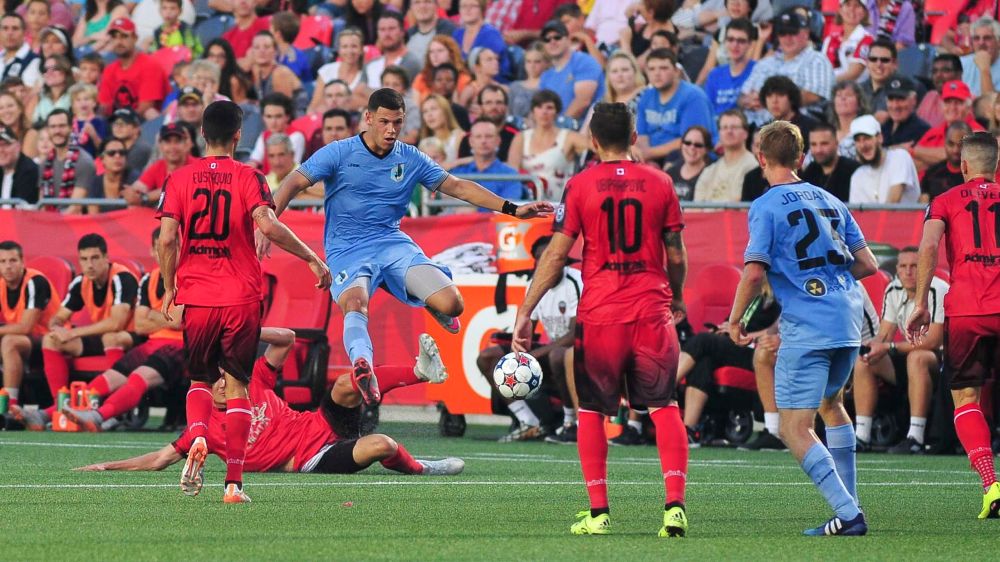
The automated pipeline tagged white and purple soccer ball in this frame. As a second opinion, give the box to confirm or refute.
[492,351,544,399]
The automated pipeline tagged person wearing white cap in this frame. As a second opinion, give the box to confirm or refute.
[848,114,919,204]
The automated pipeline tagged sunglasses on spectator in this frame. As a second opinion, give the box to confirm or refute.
[682,140,706,148]
[104,149,127,157]
[542,35,564,43]
[868,56,893,64]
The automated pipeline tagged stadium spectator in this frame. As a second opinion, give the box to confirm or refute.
[453,0,511,81]
[108,108,152,174]
[12,233,139,430]
[313,28,368,113]
[457,85,519,161]
[142,0,202,57]
[0,125,38,206]
[822,0,874,82]
[917,54,964,128]
[921,121,973,202]
[125,123,196,206]
[305,107,355,158]
[309,79,353,119]
[419,94,464,163]
[379,65,422,144]
[636,48,716,166]
[703,18,757,115]
[619,0,676,62]
[854,248,949,454]
[848,114,919,203]
[555,3,606,66]
[584,0,630,52]
[508,42,547,120]
[829,80,871,159]
[799,123,859,202]
[248,31,302,101]
[37,109,96,214]
[72,0,130,54]
[20,0,51,52]
[759,75,818,142]
[739,9,834,127]
[364,12,423,93]
[0,91,30,148]
[483,0,521,35]
[429,64,472,129]
[665,125,713,201]
[204,39,255,105]
[222,0,270,60]
[412,35,471,103]
[249,93,305,171]
[269,12,311,84]
[68,84,105,158]
[97,17,171,120]
[0,13,41,89]
[860,38,922,123]
[0,240,57,411]
[456,47,507,109]
[32,56,73,128]
[913,80,985,171]
[501,0,572,47]
[163,61,226,123]
[881,77,929,148]
[345,0,385,46]
[507,89,588,201]
[538,20,603,120]
[77,52,104,87]
[87,137,138,213]
[407,0,459,62]
[866,0,915,48]
[694,109,756,202]
[679,328,756,447]
[598,51,646,116]
[450,119,524,209]
[960,15,1000,97]
[264,134,300,192]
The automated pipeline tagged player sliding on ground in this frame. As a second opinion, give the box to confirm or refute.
[728,121,879,536]
[157,100,332,504]
[513,102,690,538]
[905,130,1000,519]
[75,329,462,479]
[264,88,553,405]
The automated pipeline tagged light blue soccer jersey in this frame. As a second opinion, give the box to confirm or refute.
[744,181,869,350]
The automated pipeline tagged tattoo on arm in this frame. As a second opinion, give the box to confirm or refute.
[664,231,683,249]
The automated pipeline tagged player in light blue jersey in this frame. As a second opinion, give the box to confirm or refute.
[727,121,879,537]
[263,88,553,405]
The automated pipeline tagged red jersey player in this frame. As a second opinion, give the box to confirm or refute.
[906,130,1000,519]
[156,100,332,503]
[513,102,690,538]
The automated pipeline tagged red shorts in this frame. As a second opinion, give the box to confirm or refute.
[945,314,1000,389]
[573,314,680,415]
[182,302,262,383]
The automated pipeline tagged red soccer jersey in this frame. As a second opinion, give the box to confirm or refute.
[156,156,273,307]
[927,178,1000,316]
[554,160,684,324]
[222,17,270,58]
[97,53,170,111]
[172,357,338,472]
[137,155,198,192]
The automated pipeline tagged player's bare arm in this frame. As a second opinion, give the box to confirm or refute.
[850,246,879,280]
[156,216,180,321]
[905,219,945,343]
[134,303,184,334]
[663,231,688,318]
[73,444,183,472]
[261,327,296,365]
[727,262,767,346]
[67,303,132,339]
[255,170,313,260]
[252,205,333,290]
[436,174,555,218]
[512,232,575,352]
[0,307,40,336]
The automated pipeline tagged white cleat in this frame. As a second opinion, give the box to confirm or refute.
[414,333,448,383]
[417,457,465,475]
[180,436,207,497]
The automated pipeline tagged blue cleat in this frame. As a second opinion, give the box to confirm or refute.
[803,513,867,536]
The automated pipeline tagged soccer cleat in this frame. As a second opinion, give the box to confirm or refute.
[180,436,208,497]
[545,423,577,444]
[978,482,1000,519]
[855,437,872,453]
[352,358,381,405]
[417,457,465,475]
[887,436,925,455]
[498,423,543,443]
[414,333,448,383]
[223,483,252,504]
[61,407,104,432]
[686,426,702,449]
[426,306,461,334]
[739,429,788,452]
[658,506,689,538]
[609,425,645,446]
[570,510,611,535]
[803,513,868,536]
[9,405,50,431]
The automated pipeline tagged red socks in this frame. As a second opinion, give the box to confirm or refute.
[104,347,125,365]
[225,397,252,486]
[42,349,69,416]
[87,374,111,397]
[98,374,148,420]
[954,403,998,491]
[577,410,609,511]
[650,405,688,506]
[381,442,423,474]
[186,382,214,439]
[374,365,421,394]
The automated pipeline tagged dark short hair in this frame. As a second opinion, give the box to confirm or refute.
[719,108,748,131]
[378,10,405,28]
[961,130,1000,173]
[478,83,508,106]
[270,12,299,43]
[431,62,458,80]
[809,122,837,138]
[933,53,963,73]
[645,47,677,65]
[381,65,411,89]
[160,0,182,7]
[201,100,243,145]
[726,17,757,41]
[530,89,562,113]
[80,52,105,70]
[46,108,72,125]
[99,137,126,153]
[1,12,25,28]
[0,240,23,257]
[899,246,919,254]
[868,37,897,60]
[589,102,633,152]
[553,3,583,19]
[650,29,678,48]
[261,92,294,119]
[759,75,802,111]
[368,87,406,113]
[78,233,108,254]
[323,107,352,124]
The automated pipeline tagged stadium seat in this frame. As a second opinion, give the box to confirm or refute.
[713,366,757,392]
[293,14,334,50]
[860,269,892,317]
[116,258,145,279]
[506,44,525,81]
[679,44,709,83]
[26,256,74,296]
[150,46,193,77]
[685,263,742,332]
[923,0,955,45]
[897,44,935,83]
[193,14,235,48]
[290,113,323,141]
[139,114,165,150]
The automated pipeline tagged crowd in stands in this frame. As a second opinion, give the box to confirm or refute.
[2,0,997,213]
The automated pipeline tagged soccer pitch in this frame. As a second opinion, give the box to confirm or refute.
[1,422,995,561]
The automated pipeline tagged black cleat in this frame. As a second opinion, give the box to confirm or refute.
[609,425,645,446]
[739,429,787,451]
[887,436,925,455]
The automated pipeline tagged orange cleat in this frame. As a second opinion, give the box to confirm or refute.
[180,436,207,496]
[223,483,252,504]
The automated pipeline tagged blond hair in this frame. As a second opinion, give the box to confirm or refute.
[757,120,803,169]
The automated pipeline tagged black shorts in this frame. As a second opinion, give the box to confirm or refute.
[126,332,149,347]
[80,335,105,357]
[319,387,362,440]
[308,439,362,474]
[111,339,185,386]
[682,332,755,393]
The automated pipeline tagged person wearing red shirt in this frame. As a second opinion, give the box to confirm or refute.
[96,17,170,120]
[912,80,985,171]
[156,100,331,503]
[124,123,197,207]
[223,0,271,61]
[906,131,1000,519]
[513,102,690,538]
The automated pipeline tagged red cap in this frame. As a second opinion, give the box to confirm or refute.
[108,17,136,35]
[942,80,972,101]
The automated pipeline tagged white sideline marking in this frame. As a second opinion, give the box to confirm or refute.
[0,440,166,449]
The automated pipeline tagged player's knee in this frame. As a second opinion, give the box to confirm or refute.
[905,350,937,373]
[0,335,15,354]
[367,434,398,459]
[437,297,463,319]
[100,332,119,348]
[41,333,58,350]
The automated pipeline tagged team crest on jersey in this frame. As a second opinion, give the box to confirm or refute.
[555,204,565,222]
[390,163,405,182]
[335,270,349,285]
[558,301,566,314]
[805,278,827,297]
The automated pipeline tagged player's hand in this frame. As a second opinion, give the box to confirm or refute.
[905,306,931,344]
[670,299,687,324]
[755,332,780,352]
[861,341,890,364]
[73,463,107,471]
[255,229,272,260]
[515,201,555,219]
[50,326,72,344]
[310,258,332,290]
[161,288,176,322]
[727,321,753,346]
[512,313,533,353]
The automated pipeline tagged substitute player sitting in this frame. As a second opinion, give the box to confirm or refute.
[266,88,553,405]
[906,131,1000,519]
[728,120,879,536]
[514,102,690,538]
[75,329,462,479]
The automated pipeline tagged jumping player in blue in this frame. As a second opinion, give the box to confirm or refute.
[264,88,553,404]
[727,121,879,536]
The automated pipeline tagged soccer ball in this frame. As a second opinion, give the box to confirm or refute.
[492,352,544,399]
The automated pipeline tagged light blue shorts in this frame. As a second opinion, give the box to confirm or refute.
[774,346,859,410]
[326,236,451,307]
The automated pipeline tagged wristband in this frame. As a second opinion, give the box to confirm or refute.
[501,200,518,216]
[889,341,896,353]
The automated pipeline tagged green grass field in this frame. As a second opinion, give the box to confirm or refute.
[1,422,996,561]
